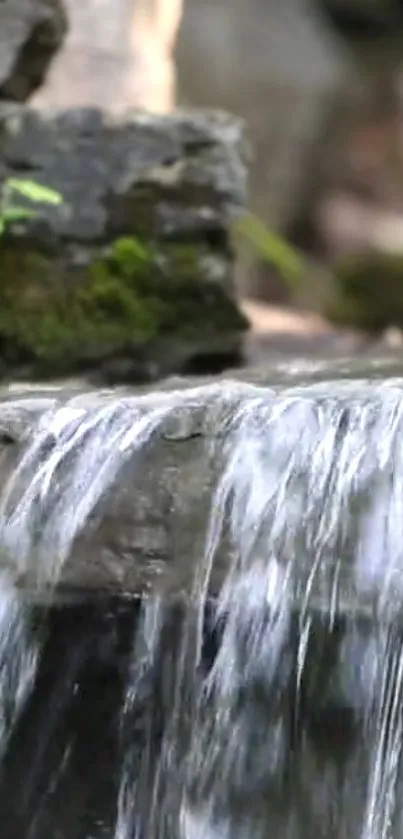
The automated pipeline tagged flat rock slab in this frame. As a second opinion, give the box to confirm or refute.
[0,0,67,102]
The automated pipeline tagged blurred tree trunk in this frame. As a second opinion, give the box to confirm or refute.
[128,0,184,112]
[32,0,184,113]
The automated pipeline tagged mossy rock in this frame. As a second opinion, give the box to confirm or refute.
[0,236,248,379]
[327,252,403,332]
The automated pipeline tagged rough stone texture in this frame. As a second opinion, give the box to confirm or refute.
[0,0,67,102]
[0,104,248,381]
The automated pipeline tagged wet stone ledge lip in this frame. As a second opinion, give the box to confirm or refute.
[0,381,258,600]
[0,377,402,620]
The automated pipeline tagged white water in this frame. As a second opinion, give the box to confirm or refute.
[0,388,197,776]
[0,379,402,836]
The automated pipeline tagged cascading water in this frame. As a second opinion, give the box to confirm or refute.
[0,377,403,837]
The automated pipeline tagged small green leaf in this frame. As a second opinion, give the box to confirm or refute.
[3,205,39,222]
[234,212,302,289]
[6,179,62,206]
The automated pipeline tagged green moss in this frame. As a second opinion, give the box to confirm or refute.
[0,235,247,375]
[106,237,247,337]
[328,252,403,332]
[0,244,158,370]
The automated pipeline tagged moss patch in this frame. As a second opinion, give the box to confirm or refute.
[0,236,247,375]
[328,252,403,332]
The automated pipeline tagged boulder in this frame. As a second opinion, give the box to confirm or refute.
[0,0,67,102]
[0,104,248,381]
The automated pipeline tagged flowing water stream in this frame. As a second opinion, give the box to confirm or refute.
[0,364,402,837]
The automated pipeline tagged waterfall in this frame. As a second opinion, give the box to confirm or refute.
[0,378,402,837]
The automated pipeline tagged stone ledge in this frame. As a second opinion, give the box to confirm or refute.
[0,376,400,624]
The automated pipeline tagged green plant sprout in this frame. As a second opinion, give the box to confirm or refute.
[0,178,62,235]
[233,211,303,290]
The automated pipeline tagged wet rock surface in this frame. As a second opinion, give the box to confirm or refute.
[0,0,67,102]
[0,595,136,839]
[1,366,403,619]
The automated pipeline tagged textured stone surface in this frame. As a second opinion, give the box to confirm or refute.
[0,104,248,381]
[0,0,67,102]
